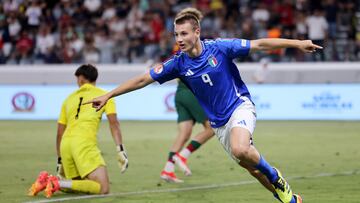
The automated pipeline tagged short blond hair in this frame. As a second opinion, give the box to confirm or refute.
[174,8,203,30]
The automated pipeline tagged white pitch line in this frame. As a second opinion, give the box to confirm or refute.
[24,170,360,203]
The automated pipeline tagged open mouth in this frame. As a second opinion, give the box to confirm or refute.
[179,44,185,49]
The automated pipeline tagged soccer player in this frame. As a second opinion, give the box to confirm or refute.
[85,8,322,203]
[28,64,129,198]
[160,79,214,183]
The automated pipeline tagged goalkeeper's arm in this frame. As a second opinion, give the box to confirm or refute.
[56,123,66,178]
[107,113,129,173]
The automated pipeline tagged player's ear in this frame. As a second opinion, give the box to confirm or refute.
[195,27,200,37]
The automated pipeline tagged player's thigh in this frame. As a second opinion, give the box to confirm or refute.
[229,98,257,138]
[71,138,106,179]
[213,98,256,162]
[230,127,252,155]
[60,138,80,179]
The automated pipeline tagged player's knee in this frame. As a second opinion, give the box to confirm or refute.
[231,146,250,160]
[99,183,110,194]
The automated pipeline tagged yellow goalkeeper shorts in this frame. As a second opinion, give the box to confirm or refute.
[60,136,105,179]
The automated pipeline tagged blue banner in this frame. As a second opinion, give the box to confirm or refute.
[0,84,359,120]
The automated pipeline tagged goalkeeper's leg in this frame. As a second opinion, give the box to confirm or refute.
[82,166,109,194]
[46,166,109,197]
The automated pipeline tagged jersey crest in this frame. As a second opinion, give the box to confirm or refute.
[208,55,218,67]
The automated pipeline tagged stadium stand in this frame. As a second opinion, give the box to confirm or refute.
[0,0,359,65]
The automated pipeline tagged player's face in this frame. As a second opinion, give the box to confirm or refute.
[174,22,200,52]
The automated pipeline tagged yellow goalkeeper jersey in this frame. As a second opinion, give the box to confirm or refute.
[58,83,116,141]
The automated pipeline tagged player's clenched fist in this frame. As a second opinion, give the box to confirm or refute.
[116,144,129,173]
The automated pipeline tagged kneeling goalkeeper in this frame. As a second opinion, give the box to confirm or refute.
[28,64,129,198]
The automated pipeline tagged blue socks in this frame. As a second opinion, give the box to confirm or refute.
[255,156,278,183]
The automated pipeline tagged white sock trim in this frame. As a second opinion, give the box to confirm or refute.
[59,180,72,189]
[179,148,191,159]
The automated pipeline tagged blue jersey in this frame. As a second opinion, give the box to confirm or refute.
[150,38,252,128]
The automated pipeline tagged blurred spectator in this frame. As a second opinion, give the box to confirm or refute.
[59,40,76,63]
[252,2,270,23]
[3,0,20,14]
[94,28,115,63]
[324,0,337,40]
[102,1,117,21]
[267,25,282,62]
[127,27,144,63]
[70,32,84,63]
[295,12,307,39]
[15,30,34,64]
[84,0,101,17]
[277,0,295,29]
[83,32,100,64]
[35,25,55,63]
[253,58,270,84]
[305,9,328,61]
[83,44,100,64]
[25,0,43,34]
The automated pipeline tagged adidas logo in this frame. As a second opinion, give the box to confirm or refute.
[185,69,194,76]
[237,120,247,126]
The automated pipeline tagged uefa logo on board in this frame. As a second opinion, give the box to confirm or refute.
[12,92,35,112]
[164,92,176,112]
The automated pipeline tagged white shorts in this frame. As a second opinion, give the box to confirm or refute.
[213,97,257,163]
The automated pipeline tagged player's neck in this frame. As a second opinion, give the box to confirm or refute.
[187,40,202,58]
[79,82,96,87]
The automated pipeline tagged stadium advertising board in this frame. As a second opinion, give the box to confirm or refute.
[0,84,359,120]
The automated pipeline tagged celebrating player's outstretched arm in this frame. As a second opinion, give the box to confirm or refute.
[250,38,323,53]
[84,72,155,111]
[250,38,322,53]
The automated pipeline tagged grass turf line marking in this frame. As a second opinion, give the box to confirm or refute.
[25,170,360,203]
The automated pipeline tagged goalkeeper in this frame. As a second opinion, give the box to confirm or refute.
[28,64,129,198]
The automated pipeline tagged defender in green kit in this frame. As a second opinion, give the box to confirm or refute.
[160,80,214,183]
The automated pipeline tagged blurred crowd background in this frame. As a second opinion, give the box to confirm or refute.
[0,0,359,65]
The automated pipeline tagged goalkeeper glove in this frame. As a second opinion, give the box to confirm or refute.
[56,157,65,179]
[116,144,129,173]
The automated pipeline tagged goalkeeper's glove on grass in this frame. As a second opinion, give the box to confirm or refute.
[116,144,129,173]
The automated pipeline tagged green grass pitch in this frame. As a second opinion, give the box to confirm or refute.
[1,120,360,203]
